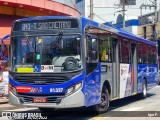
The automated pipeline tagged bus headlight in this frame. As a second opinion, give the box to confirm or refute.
[66,86,74,95]
[75,82,82,90]
[66,82,82,96]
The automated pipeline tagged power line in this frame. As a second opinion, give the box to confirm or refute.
[93,7,142,9]
[94,13,108,22]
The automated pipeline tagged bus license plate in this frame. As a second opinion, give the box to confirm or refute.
[33,98,47,103]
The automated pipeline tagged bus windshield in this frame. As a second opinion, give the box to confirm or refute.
[11,34,82,73]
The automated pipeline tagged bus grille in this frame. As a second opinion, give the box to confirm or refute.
[14,76,69,84]
[18,94,64,103]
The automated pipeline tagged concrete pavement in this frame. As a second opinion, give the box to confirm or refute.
[0,97,22,112]
[0,97,8,104]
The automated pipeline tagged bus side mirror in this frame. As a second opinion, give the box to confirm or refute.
[0,34,10,62]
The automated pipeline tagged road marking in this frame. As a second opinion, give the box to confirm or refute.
[120,107,143,111]
[5,107,37,112]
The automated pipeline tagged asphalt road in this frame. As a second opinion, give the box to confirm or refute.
[1,85,160,120]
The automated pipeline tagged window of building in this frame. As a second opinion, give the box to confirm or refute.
[143,27,146,39]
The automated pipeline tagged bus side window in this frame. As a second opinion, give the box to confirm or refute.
[148,46,152,64]
[99,37,112,62]
[137,42,143,64]
[142,44,148,64]
[120,39,130,63]
[152,46,157,64]
[86,35,98,62]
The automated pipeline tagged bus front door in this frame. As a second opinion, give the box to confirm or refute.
[112,38,120,99]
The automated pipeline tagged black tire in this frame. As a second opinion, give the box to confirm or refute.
[158,79,160,85]
[92,86,110,114]
[39,108,55,112]
[139,79,147,99]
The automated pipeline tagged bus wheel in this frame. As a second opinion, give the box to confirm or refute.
[93,86,110,114]
[39,108,55,112]
[158,79,160,85]
[139,80,147,99]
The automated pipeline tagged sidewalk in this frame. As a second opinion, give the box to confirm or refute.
[0,97,21,111]
[0,97,8,104]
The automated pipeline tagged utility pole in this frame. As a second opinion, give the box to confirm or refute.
[122,4,125,30]
[154,0,157,22]
[90,0,94,20]
[154,0,157,41]
[114,0,126,30]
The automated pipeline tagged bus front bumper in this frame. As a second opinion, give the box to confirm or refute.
[9,89,85,108]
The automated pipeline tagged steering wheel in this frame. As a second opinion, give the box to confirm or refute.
[61,57,78,71]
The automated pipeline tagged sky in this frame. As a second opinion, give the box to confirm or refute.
[82,0,160,23]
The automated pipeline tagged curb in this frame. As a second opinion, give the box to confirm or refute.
[0,101,8,104]
[0,99,9,104]
[0,104,21,111]
[0,103,24,117]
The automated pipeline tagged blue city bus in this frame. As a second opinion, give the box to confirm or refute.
[5,16,158,113]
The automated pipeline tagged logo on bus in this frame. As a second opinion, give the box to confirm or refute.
[30,87,42,93]
[121,69,127,75]
[41,65,54,72]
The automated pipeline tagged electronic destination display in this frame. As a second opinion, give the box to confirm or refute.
[13,19,79,31]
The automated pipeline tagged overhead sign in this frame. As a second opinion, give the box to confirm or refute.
[120,0,136,5]
[13,19,79,31]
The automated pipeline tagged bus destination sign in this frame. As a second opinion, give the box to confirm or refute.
[13,19,79,31]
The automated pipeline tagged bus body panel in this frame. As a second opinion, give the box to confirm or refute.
[119,63,132,98]
[137,64,158,91]
[7,16,158,110]
[83,63,101,107]
[100,62,112,98]
[9,88,85,108]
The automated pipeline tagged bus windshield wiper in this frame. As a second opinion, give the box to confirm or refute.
[53,31,63,46]
[50,31,63,50]
[24,34,34,52]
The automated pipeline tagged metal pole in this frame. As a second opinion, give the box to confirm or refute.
[155,0,157,22]
[154,0,157,41]
[90,0,94,20]
[122,5,125,30]
[140,6,142,16]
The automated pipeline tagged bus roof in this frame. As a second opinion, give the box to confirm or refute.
[81,17,156,46]
[15,16,156,46]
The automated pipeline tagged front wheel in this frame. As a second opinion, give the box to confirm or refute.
[39,108,55,112]
[92,86,110,114]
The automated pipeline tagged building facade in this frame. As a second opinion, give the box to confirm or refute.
[137,11,160,41]
[0,0,80,38]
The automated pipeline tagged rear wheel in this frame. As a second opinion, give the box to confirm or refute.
[158,79,160,85]
[92,86,110,114]
[139,79,147,99]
